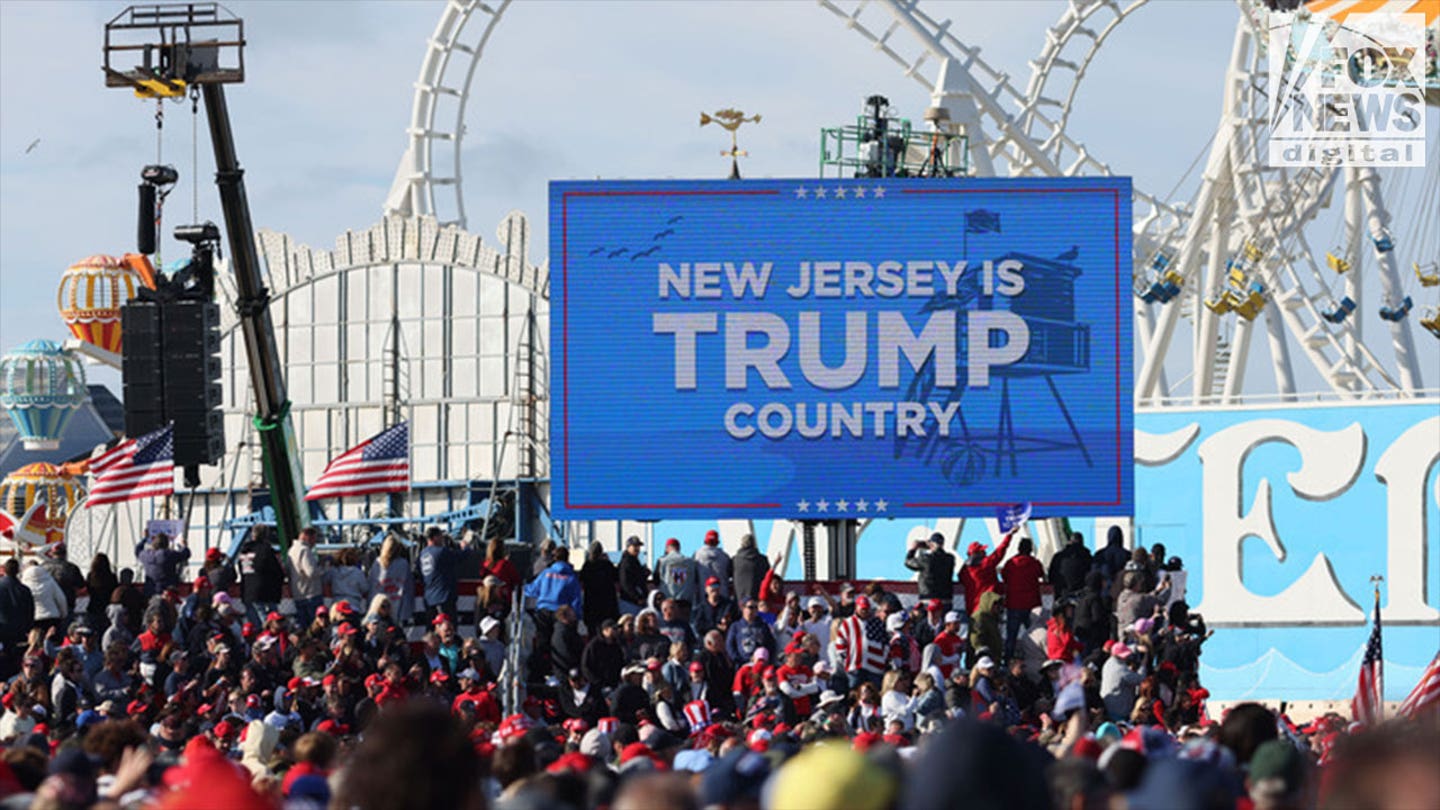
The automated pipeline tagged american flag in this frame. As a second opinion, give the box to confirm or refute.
[1352,596,1384,725]
[1397,651,1440,720]
[305,422,410,501]
[833,613,887,674]
[86,425,175,506]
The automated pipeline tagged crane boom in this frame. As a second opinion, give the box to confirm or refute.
[104,4,310,546]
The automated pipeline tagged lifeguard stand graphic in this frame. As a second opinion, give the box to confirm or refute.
[897,248,1093,486]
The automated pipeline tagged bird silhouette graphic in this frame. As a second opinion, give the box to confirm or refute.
[607,248,629,259]
[631,246,661,261]
[588,246,606,256]
[1056,246,1080,262]
[667,215,684,225]
[653,229,676,240]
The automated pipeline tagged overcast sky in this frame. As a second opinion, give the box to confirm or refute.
[1,0,1357,393]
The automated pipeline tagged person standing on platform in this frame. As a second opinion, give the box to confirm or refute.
[137,532,190,597]
[579,541,620,635]
[480,536,521,592]
[419,526,470,625]
[693,530,732,598]
[999,537,1045,662]
[288,527,326,624]
[656,538,700,620]
[957,531,1013,618]
[617,536,651,616]
[731,534,768,604]
[369,534,413,626]
[238,528,286,627]
[1047,531,1093,600]
[527,545,583,615]
[905,532,956,606]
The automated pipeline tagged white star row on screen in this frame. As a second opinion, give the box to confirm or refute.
[793,185,887,200]
[795,498,889,513]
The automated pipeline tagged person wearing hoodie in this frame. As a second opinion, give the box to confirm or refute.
[1094,525,1130,584]
[1046,531,1093,599]
[578,541,620,634]
[731,534,769,603]
[655,538,700,617]
[240,718,280,782]
[525,545,583,614]
[693,530,732,598]
[21,562,68,636]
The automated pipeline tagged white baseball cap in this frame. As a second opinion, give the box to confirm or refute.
[944,611,962,625]
[976,656,996,671]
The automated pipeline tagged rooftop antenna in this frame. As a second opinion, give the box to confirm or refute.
[700,108,761,179]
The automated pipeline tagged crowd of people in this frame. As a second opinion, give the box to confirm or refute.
[0,524,1435,810]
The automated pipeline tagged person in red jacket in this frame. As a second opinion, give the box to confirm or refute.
[999,537,1045,662]
[957,531,1014,617]
[1045,600,1082,663]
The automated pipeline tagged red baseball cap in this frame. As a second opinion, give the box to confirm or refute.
[193,575,211,590]
[619,742,655,765]
[665,537,680,550]
[432,613,453,627]
[925,599,942,612]
[704,530,719,546]
[689,661,704,673]
[705,576,720,588]
[265,611,283,624]
[547,752,595,774]
[854,595,871,610]
[315,605,329,617]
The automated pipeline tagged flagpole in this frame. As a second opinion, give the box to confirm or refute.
[1370,573,1385,722]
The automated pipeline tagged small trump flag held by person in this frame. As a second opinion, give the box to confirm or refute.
[305,422,410,501]
[87,424,175,506]
[996,502,1032,534]
[1352,580,1384,725]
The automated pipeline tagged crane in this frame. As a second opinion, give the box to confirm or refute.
[103,4,310,547]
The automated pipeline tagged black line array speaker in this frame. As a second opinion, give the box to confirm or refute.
[121,295,225,468]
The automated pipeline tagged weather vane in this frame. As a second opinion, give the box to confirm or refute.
[700,108,761,179]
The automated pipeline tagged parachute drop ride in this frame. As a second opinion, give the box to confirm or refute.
[0,339,90,450]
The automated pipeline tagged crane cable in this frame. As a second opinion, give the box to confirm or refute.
[192,85,200,222]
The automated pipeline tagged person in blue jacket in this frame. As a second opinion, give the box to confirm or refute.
[526,545,583,614]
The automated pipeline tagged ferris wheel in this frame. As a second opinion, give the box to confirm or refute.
[389,0,1439,405]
